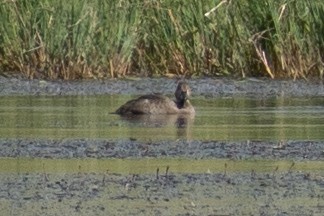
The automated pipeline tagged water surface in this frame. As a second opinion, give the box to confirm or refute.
[1,157,324,174]
[0,95,323,140]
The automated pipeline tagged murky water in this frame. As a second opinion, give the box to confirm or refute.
[0,95,323,141]
[1,157,324,174]
[0,95,323,171]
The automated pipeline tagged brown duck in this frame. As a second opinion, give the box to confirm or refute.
[115,81,195,115]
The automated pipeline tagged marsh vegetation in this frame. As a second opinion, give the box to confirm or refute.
[0,0,323,79]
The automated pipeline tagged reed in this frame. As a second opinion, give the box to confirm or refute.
[0,0,323,79]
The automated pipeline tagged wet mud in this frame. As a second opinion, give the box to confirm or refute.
[0,76,323,98]
[0,139,323,160]
[1,171,324,216]
[0,76,324,215]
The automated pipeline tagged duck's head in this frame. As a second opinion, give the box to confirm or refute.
[175,81,191,103]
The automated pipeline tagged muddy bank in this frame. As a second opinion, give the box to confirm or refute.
[0,76,323,98]
[0,139,323,160]
[1,171,324,216]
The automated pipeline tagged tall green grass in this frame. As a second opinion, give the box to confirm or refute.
[0,0,323,79]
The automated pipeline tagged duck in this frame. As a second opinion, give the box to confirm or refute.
[115,81,195,115]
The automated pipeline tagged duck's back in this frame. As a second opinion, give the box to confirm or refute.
[115,94,178,115]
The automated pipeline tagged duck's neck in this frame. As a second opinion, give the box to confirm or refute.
[176,99,186,109]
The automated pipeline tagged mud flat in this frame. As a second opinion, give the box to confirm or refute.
[0,76,324,215]
[1,139,324,215]
[0,139,323,160]
[0,76,323,98]
[1,171,324,216]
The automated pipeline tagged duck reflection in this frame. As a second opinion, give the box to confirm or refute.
[119,113,194,139]
[119,113,194,128]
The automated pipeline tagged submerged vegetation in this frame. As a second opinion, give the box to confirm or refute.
[0,0,323,79]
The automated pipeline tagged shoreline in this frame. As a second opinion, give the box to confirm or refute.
[0,76,323,98]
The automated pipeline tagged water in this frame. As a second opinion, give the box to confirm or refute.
[0,95,323,141]
[1,95,324,215]
[1,157,323,173]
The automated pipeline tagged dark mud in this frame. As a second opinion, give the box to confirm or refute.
[1,76,324,215]
[1,170,324,216]
[0,139,323,160]
[0,76,323,98]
